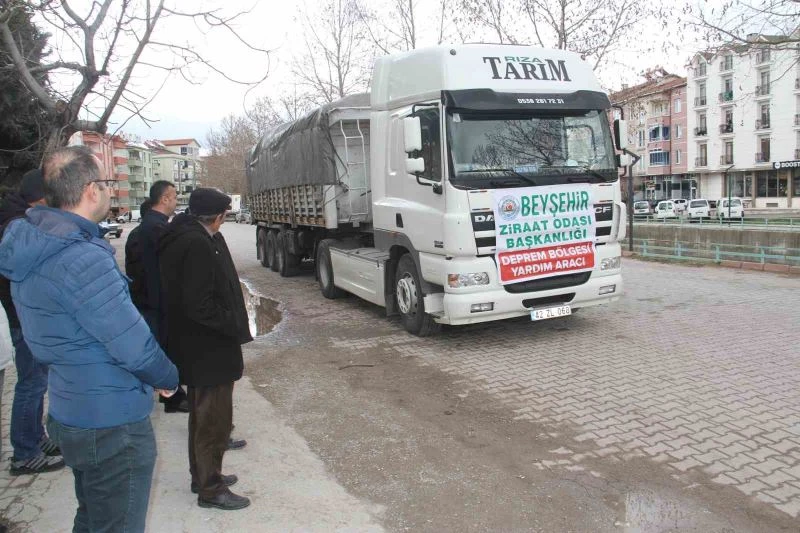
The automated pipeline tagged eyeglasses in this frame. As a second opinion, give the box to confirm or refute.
[90,179,118,189]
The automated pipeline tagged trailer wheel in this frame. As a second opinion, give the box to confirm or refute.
[276,231,299,277]
[257,229,269,268]
[266,231,279,272]
[316,239,345,299]
[394,254,440,337]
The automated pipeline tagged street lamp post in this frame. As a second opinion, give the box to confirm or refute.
[724,163,735,222]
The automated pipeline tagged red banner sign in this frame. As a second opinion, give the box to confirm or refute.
[497,241,595,283]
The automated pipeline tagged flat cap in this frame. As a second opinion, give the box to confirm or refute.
[189,188,231,216]
[20,168,45,203]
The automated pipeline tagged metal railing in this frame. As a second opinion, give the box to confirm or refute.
[627,238,800,267]
[694,127,708,136]
[695,157,708,167]
[718,91,734,102]
[796,148,800,159]
[795,113,800,126]
[719,123,733,134]
[719,154,734,165]
[694,96,707,106]
[631,215,800,229]
[756,152,770,163]
[719,59,734,72]
[755,84,770,96]
[756,118,770,129]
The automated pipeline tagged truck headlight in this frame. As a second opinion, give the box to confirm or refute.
[600,256,621,270]
[448,272,490,288]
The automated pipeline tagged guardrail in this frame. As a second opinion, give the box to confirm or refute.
[627,238,800,266]
[632,215,800,229]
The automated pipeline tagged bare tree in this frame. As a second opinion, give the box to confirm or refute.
[358,0,420,54]
[457,0,660,70]
[293,0,373,105]
[685,0,799,50]
[0,0,270,156]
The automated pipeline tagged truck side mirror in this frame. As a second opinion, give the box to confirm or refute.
[613,119,627,150]
[406,157,425,175]
[403,117,422,153]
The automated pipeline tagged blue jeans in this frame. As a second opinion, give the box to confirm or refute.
[46,416,157,533]
[10,327,48,461]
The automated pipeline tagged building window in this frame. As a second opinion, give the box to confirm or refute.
[757,137,770,162]
[638,129,645,147]
[674,98,681,113]
[793,169,800,197]
[675,124,682,138]
[675,149,681,164]
[756,170,787,197]
[649,150,670,166]
[697,144,708,166]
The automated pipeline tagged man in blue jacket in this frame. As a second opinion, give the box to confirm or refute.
[0,146,179,533]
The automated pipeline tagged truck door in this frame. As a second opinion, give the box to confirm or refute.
[378,105,446,256]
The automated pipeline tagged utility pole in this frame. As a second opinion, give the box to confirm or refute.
[724,163,735,221]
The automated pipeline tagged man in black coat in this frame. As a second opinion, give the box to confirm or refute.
[159,188,253,510]
[124,199,153,310]
[139,180,189,413]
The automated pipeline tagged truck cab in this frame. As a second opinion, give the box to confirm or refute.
[366,45,624,332]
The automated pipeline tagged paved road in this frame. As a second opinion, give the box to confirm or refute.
[225,222,800,531]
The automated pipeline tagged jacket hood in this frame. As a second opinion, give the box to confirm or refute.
[159,213,210,252]
[0,194,31,226]
[0,206,109,283]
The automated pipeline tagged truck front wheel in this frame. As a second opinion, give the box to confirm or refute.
[316,239,345,299]
[276,231,299,277]
[394,255,440,337]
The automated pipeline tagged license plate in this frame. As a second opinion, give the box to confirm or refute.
[530,305,571,321]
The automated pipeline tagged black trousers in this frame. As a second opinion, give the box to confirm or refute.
[187,382,234,498]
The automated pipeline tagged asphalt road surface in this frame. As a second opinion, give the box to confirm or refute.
[222,221,800,532]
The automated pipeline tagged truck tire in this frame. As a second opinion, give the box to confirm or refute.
[257,229,269,268]
[266,231,279,272]
[394,254,440,337]
[316,239,345,299]
[276,231,300,277]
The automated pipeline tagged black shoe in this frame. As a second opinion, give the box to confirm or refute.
[198,489,251,510]
[164,398,190,413]
[191,474,238,494]
[10,453,65,476]
[227,438,247,450]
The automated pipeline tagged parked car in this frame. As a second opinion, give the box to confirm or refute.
[99,221,123,239]
[686,199,710,220]
[633,201,652,216]
[717,197,744,219]
[235,209,251,224]
[672,198,688,213]
[654,200,678,219]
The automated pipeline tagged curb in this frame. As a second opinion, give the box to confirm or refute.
[622,251,799,276]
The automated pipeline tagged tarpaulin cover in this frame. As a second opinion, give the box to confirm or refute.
[246,93,371,194]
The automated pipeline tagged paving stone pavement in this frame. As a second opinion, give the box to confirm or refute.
[246,242,800,519]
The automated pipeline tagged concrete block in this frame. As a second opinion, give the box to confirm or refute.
[763,263,790,274]
[719,260,742,269]
[741,261,764,271]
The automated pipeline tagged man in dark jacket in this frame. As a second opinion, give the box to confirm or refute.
[139,180,189,412]
[125,199,153,310]
[0,170,65,475]
[0,146,179,531]
[159,188,253,510]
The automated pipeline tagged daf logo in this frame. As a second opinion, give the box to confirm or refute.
[473,214,494,223]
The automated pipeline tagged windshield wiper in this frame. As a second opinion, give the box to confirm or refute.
[459,168,538,186]
[565,167,615,183]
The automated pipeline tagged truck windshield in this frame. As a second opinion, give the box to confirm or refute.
[447,109,617,189]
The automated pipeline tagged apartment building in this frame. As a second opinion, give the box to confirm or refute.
[126,141,155,210]
[687,37,800,209]
[610,70,690,202]
[69,131,130,216]
[152,138,202,205]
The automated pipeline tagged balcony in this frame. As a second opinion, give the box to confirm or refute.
[720,154,734,165]
[694,126,708,136]
[719,123,734,134]
[127,157,143,168]
[755,84,770,97]
[718,91,734,102]
[719,58,734,72]
[756,118,770,130]
[795,113,800,126]
[755,50,771,64]
[694,96,707,107]
[695,157,708,167]
[755,152,770,163]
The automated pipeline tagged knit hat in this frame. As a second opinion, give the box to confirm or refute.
[189,188,231,216]
[20,169,45,203]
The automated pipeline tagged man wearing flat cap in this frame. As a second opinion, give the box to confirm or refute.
[158,188,253,510]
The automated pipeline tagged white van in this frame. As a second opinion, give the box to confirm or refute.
[717,197,744,219]
[654,200,678,219]
[633,201,652,216]
[673,198,688,213]
[686,199,710,219]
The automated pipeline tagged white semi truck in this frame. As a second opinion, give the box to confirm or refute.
[246,44,627,336]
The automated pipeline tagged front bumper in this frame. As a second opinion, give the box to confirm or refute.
[427,244,623,326]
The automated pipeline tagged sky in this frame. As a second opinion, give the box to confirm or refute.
[39,0,718,149]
